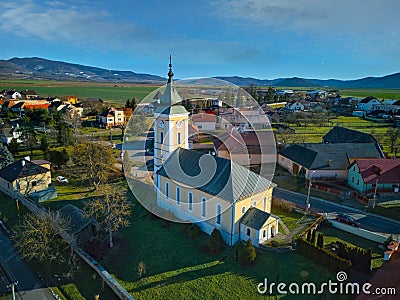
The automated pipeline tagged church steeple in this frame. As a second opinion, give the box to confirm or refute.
[167,55,174,84]
[153,56,189,179]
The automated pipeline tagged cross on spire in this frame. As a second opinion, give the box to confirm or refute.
[167,54,174,83]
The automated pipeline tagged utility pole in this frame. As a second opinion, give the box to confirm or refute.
[306,179,311,214]
[306,171,315,214]
[373,177,379,209]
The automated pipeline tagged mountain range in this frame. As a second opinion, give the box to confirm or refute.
[1,57,399,88]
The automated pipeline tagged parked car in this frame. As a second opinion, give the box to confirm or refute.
[335,213,360,227]
[56,176,68,184]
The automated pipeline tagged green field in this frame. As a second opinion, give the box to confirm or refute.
[0,80,158,104]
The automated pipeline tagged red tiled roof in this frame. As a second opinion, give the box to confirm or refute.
[354,158,400,184]
[192,113,216,123]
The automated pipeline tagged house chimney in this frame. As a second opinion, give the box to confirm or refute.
[21,160,25,166]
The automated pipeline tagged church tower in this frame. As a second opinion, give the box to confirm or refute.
[153,56,189,182]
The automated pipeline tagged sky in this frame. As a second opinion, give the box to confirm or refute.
[0,0,399,80]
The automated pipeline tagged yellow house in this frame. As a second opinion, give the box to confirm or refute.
[0,158,51,197]
[152,58,278,246]
[67,95,78,104]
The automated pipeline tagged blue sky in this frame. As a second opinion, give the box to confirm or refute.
[0,0,399,80]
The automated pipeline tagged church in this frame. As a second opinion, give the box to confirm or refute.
[152,59,279,247]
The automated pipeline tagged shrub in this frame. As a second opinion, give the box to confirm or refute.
[296,238,351,273]
[272,197,294,212]
[311,230,316,245]
[185,223,201,238]
[317,233,324,248]
[137,261,147,279]
[208,229,224,255]
[238,239,256,265]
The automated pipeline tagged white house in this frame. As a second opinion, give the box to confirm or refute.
[286,100,305,111]
[357,97,381,113]
[191,113,216,131]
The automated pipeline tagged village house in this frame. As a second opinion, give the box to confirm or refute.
[286,100,305,111]
[0,125,23,145]
[153,60,278,247]
[0,158,51,197]
[356,96,381,114]
[97,107,125,128]
[348,158,400,194]
[278,143,383,179]
[322,126,384,157]
[20,89,38,100]
[213,130,275,167]
[191,113,217,131]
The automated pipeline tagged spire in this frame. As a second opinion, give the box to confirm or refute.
[167,54,174,84]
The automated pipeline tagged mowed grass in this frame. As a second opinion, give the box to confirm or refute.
[319,227,384,270]
[96,182,352,300]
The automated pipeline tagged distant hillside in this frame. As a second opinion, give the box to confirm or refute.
[0,57,165,83]
[217,72,400,88]
[0,57,399,88]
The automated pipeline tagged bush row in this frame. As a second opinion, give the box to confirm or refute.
[296,238,351,273]
[335,241,372,272]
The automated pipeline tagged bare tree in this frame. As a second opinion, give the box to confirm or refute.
[13,211,78,278]
[387,128,400,153]
[85,185,132,248]
[71,142,116,190]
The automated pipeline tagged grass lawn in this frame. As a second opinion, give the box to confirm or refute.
[319,226,384,270]
[0,191,117,300]
[271,207,305,233]
[368,204,400,221]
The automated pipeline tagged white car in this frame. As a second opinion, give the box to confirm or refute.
[56,176,68,184]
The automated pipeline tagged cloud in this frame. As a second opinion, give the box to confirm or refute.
[211,0,400,60]
[0,0,262,67]
[0,1,157,53]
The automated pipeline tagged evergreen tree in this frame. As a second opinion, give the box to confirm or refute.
[317,233,324,248]
[40,135,49,153]
[8,138,20,157]
[0,146,14,168]
[239,239,256,265]
[311,230,316,245]
[208,228,224,255]
[306,230,311,242]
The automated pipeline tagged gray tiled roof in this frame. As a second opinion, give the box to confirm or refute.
[240,207,273,230]
[58,204,93,235]
[157,148,275,203]
[322,126,377,144]
[279,143,383,170]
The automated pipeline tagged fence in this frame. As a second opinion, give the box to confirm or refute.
[330,220,388,243]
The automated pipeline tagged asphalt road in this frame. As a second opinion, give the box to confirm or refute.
[273,187,400,235]
[0,227,55,299]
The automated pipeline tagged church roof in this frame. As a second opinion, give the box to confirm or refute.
[157,148,275,203]
[240,207,277,230]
